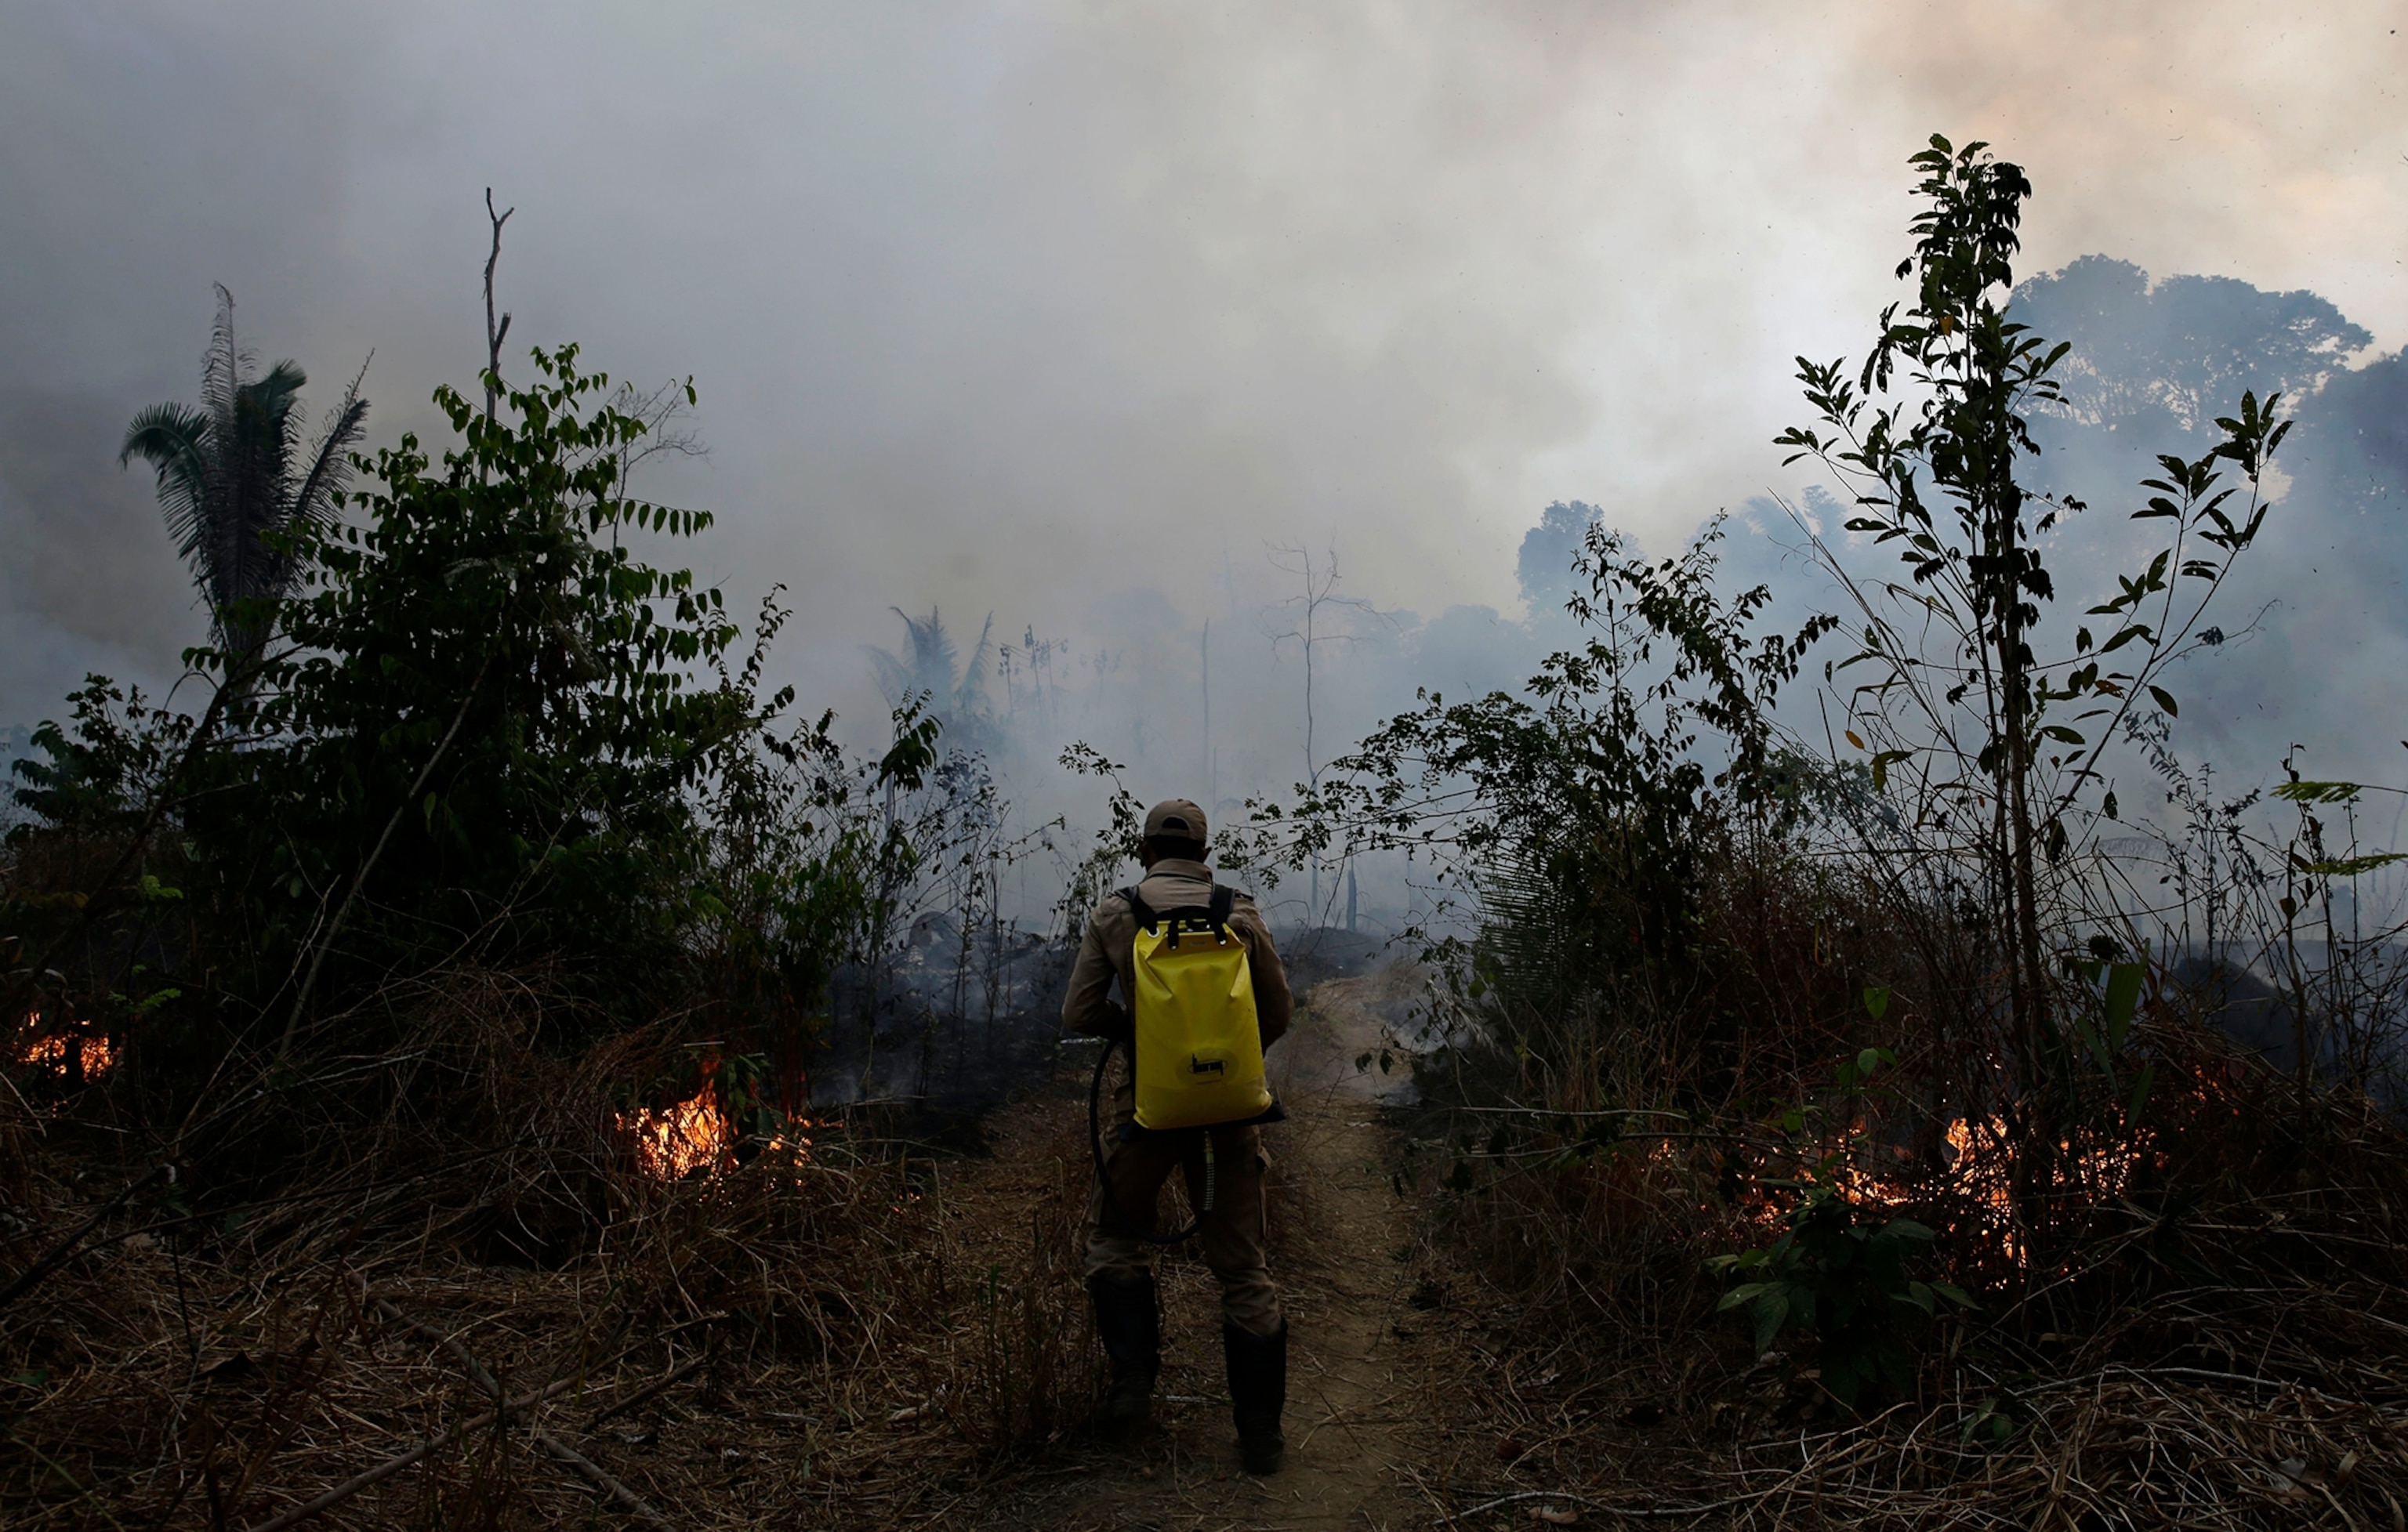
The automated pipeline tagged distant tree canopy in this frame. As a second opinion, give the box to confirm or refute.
[1514,499,1604,615]
[2003,254,2408,733]
[2295,349,2408,511]
[2013,255,2369,440]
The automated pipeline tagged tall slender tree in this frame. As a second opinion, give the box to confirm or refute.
[1267,544,1387,918]
[119,284,369,668]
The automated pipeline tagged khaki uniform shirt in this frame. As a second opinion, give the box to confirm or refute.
[1061,860,1293,1118]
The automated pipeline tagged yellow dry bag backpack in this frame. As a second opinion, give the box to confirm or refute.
[1123,884,1282,1132]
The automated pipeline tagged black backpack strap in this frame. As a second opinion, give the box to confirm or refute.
[1126,884,1242,949]
[1121,886,1158,931]
[1208,883,1235,935]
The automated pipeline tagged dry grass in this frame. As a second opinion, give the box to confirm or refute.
[1402,1139,2408,1529]
[0,967,1329,1530]
[1,1139,966,1527]
[1416,1371,2408,1529]
[1402,949,2408,1524]
[13,924,2408,1530]
[0,962,1109,1530]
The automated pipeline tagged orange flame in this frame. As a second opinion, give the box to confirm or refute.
[1703,1111,2149,1270]
[618,1052,814,1180]
[624,1084,737,1179]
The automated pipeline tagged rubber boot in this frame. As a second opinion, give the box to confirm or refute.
[1087,1272,1159,1440]
[1223,1318,1287,1474]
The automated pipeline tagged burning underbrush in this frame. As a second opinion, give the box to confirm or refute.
[11,1012,118,1087]
[1409,1010,2408,1527]
[618,1054,752,1182]
[0,964,1099,1528]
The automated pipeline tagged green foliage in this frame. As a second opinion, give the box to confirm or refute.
[1238,515,1835,1042]
[8,341,934,1109]
[681,596,945,1056]
[869,607,999,757]
[1787,134,2285,871]
[175,343,748,1012]
[2273,780,2370,806]
[1716,1027,1981,1413]
[2060,958,2156,1124]
[6,681,194,837]
[1051,742,1145,941]
[1710,1174,1974,1411]
[1778,134,2287,1125]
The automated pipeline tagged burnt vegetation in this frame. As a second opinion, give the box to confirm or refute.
[7,138,2408,1528]
[1231,136,2408,1527]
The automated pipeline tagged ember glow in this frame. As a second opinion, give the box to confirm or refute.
[1704,1111,2155,1269]
[12,1016,116,1079]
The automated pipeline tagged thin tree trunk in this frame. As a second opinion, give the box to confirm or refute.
[1996,473,2056,1258]
[2003,597,2049,1053]
[481,190,514,426]
[275,654,491,1059]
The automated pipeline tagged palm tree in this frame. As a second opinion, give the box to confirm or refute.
[119,284,368,669]
[867,607,995,753]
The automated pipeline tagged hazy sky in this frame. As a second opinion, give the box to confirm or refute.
[4,1,2403,743]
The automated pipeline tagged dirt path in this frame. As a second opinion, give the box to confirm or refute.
[981,969,1445,1531]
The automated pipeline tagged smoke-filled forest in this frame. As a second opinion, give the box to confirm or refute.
[7,7,2408,1530]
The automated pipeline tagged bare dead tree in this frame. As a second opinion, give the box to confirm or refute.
[1265,543,1391,918]
[1202,617,1213,808]
[1264,544,1387,797]
[482,189,514,424]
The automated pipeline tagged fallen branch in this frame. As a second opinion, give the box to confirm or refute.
[1438,1487,1746,1524]
[1443,1489,1611,1521]
[369,1295,501,1400]
[2016,1364,2293,1396]
[369,1291,680,1526]
[240,1371,586,1532]
[534,1426,672,1530]
[586,1353,709,1429]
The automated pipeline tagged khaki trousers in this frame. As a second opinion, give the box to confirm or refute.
[1083,1122,1282,1338]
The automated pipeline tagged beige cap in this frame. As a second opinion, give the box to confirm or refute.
[1144,798,1209,841]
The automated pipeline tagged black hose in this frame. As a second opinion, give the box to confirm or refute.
[1089,1034,1205,1247]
